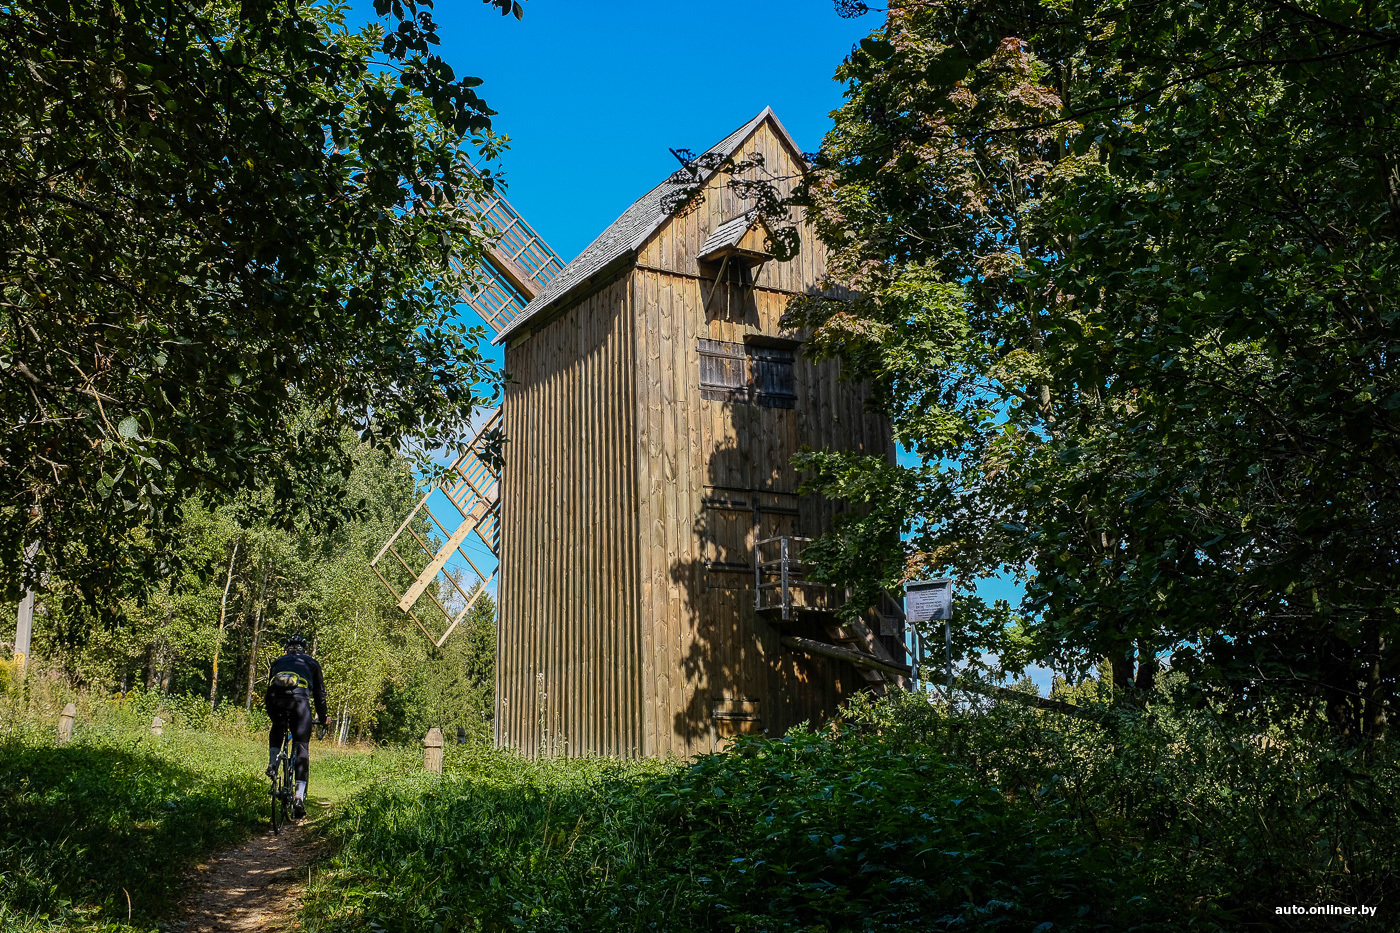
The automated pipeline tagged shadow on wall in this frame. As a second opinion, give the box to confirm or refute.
[667,391,857,751]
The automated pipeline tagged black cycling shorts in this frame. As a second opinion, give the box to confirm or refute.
[266,690,313,784]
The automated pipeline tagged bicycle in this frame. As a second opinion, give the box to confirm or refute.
[269,728,296,833]
[269,723,327,833]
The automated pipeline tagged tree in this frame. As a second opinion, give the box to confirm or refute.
[791,0,1400,737]
[1,0,521,602]
[15,432,499,742]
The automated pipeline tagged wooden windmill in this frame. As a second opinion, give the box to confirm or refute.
[375,109,913,758]
[490,109,909,758]
[368,180,564,649]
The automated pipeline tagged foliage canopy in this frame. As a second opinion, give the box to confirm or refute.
[0,0,518,598]
[794,0,1400,737]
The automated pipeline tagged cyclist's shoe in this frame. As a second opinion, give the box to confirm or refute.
[292,796,305,819]
[265,764,278,780]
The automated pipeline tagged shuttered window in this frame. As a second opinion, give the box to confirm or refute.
[698,339,748,402]
[698,339,797,408]
[750,346,796,409]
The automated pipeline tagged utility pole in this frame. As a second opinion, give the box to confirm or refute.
[13,539,39,678]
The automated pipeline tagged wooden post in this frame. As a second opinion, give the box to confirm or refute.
[423,727,444,774]
[57,702,76,744]
[780,536,790,621]
[13,540,38,678]
[151,715,165,736]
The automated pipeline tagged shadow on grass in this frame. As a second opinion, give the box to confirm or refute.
[0,734,264,927]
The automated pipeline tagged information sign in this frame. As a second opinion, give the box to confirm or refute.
[904,578,953,622]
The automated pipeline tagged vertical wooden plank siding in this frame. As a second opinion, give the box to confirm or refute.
[626,118,892,753]
[499,115,892,758]
[499,274,640,757]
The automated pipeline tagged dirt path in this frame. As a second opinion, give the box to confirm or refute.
[175,814,322,933]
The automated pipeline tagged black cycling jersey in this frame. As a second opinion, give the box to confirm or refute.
[267,650,327,722]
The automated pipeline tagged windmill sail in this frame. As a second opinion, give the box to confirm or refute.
[370,185,563,645]
[453,186,566,333]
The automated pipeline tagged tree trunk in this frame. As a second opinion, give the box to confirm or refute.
[244,561,273,712]
[209,537,239,707]
[1109,636,1134,692]
[1324,637,1359,742]
[1133,638,1157,692]
[145,605,172,692]
[1363,631,1387,742]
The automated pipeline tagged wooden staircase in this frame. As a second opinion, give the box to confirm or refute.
[755,536,913,693]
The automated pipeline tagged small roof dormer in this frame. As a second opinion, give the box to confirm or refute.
[698,209,773,268]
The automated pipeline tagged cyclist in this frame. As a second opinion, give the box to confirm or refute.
[263,633,327,818]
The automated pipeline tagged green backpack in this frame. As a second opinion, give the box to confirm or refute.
[270,670,308,693]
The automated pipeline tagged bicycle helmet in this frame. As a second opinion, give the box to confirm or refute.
[283,633,308,652]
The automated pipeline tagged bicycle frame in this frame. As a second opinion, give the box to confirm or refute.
[268,723,326,833]
[270,728,295,833]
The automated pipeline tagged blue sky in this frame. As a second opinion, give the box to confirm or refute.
[403,0,880,268]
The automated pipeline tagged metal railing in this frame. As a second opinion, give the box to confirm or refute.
[754,536,839,620]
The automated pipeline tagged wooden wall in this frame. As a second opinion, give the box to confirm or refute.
[631,118,892,756]
[497,274,643,756]
[498,115,893,758]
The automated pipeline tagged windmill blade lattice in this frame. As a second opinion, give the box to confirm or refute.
[371,185,563,646]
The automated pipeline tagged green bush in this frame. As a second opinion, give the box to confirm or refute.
[303,695,1398,932]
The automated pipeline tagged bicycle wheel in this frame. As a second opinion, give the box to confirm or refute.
[270,778,284,834]
[281,757,296,823]
[271,757,292,833]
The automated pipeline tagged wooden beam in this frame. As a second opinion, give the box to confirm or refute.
[781,635,912,678]
[484,243,541,302]
[960,680,1106,721]
[396,498,490,612]
[372,487,432,567]
[434,571,498,648]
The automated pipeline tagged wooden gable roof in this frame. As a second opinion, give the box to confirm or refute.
[493,107,806,345]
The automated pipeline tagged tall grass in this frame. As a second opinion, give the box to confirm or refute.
[302,694,1399,932]
[0,677,379,931]
[0,720,265,932]
[0,667,473,932]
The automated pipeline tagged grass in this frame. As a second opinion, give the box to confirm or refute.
[0,686,412,932]
[5,682,1395,932]
[0,722,264,932]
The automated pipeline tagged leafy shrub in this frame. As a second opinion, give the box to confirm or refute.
[304,696,1398,932]
[880,692,1400,928]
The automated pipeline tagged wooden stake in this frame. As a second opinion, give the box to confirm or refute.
[423,727,444,773]
[57,702,75,744]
